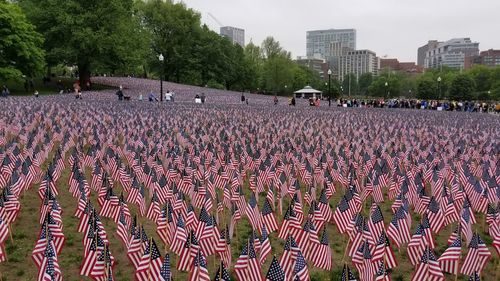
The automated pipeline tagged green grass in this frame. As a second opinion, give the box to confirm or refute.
[2,77,116,96]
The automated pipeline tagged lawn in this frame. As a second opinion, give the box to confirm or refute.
[2,77,116,96]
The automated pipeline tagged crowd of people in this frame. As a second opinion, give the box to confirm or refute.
[331,98,499,113]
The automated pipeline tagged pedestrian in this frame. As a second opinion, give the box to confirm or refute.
[241,93,245,104]
[201,92,206,104]
[274,95,278,105]
[1,85,9,97]
[148,91,158,102]
[34,90,39,98]
[116,86,124,101]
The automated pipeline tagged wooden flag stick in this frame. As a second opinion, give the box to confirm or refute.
[8,224,13,243]
[147,237,153,281]
[341,236,350,264]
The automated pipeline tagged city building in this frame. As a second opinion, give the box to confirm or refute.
[295,55,327,79]
[479,49,500,67]
[380,58,423,74]
[220,26,245,47]
[424,38,479,70]
[338,50,380,81]
[417,40,439,67]
[306,29,356,80]
[306,29,356,59]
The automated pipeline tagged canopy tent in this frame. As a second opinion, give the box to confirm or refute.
[294,86,322,99]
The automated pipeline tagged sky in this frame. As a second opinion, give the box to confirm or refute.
[180,0,500,62]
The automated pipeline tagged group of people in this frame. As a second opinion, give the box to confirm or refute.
[332,98,499,113]
[116,86,177,102]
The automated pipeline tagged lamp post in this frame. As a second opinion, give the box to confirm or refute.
[159,54,164,102]
[437,76,442,100]
[348,73,351,97]
[327,69,332,99]
[385,81,389,98]
[284,85,288,95]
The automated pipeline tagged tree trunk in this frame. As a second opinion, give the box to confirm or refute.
[78,61,91,85]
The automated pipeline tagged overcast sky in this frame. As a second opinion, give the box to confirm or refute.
[180,0,500,62]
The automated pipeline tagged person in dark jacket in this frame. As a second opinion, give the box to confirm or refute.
[116,86,124,100]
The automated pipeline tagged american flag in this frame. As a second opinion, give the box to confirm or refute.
[278,205,301,240]
[262,199,279,233]
[189,249,210,281]
[280,235,300,281]
[214,261,231,281]
[0,217,8,263]
[341,264,357,281]
[135,238,163,281]
[234,242,249,281]
[266,256,286,281]
[437,236,461,275]
[411,247,444,281]
[372,231,397,269]
[37,238,62,281]
[177,231,199,272]
[374,260,390,281]
[160,253,172,281]
[460,233,491,276]
[259,224,272,265]
[292,250,309,281]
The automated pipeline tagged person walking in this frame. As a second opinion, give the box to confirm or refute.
[116,86,124,101]
[1,85,9,97]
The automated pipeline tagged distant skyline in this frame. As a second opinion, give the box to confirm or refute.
[180,0,500,62]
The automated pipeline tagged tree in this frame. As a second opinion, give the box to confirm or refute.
[21,0,144,83]
[0,1,44,81]
[449,74,476,101]
[261,36,289,59]
[341,73,358,97]
[368,76,401,98]
[467,65,492,93]
[416,78,437,100]
[358,73,373,96]
[262,55,294,94]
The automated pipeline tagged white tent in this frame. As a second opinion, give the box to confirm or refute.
[294,86,322,99]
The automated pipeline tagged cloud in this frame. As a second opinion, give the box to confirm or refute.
[182,0,500,61]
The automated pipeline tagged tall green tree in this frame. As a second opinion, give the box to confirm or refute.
[358,73,373,96]
[0,1,44,81]
[449,74,476,101]
[137,0,202,83]
[368,76,401,98]
[342,74,358,96]
[416,78,437,99]
[21,0,144,83]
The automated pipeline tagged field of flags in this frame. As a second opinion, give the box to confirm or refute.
[0,78,499,280]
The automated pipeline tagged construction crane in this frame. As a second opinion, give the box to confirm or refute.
[208,13,224,27]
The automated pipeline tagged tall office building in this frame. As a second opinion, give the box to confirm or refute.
[417,40,439,67]
[306,29,356,59]
[424,38,479,70]
[220,26,245,47]
[338,50,380,81]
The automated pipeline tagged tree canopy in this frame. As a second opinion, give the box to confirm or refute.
[0,1,44,81]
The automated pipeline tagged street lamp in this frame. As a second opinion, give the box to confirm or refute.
[437,76,442,100]
[385,81,389,98]
[327,69,332,100]
[159,53,164,102]
[284,85,288,95]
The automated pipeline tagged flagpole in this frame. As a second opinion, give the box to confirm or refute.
[147,237,153,281]
[455,228,461,281]
[104,243,109,281]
